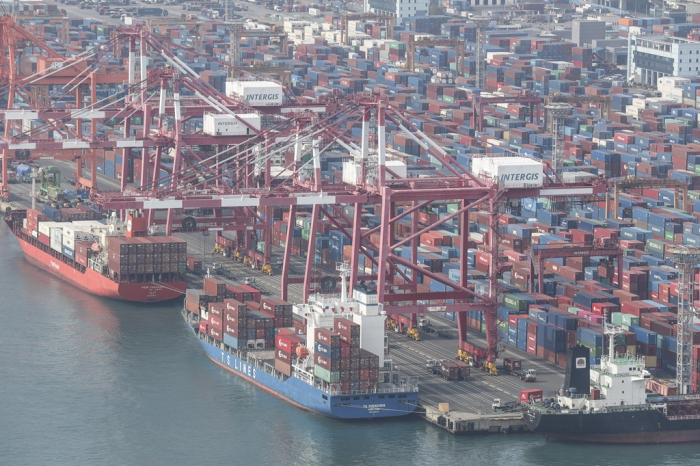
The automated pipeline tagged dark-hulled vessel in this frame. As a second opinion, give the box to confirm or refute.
[525,322,700,443]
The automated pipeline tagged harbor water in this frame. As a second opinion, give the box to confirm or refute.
[2,223,700,466]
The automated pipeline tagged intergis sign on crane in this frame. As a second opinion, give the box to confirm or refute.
[225,81,284,107]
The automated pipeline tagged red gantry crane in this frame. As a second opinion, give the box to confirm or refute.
[0,17,609,367]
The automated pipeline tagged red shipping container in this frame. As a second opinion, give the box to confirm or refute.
[275,358,292,377]
[509,315,529,327]
[316,328,340,347]
[315,353,333,371]
[276,348,292,364]
[293,319,306,335]
[199,322,208,334]
[203,277,226,297]
[209,315,223,330]
[592,302,619,316]
[209,326,222,341]
[209,302,224,317]
[276,334,302,355]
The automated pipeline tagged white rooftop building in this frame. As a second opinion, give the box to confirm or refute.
[628,35,700,87]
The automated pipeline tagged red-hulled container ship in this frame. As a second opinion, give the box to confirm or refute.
[4,208,187,302]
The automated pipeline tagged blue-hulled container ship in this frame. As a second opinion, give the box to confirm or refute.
[182,266,419,419]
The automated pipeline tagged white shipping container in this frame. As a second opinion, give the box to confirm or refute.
[471,157,544,189]
[225,80,283,107]
[308,7,320,16]
[63,224,94,240]
[386,159,407,180]
[342,159,362,185]
[63,235,75,249]
[49,226,64,242]
[38,221,61,237]
[50,237,63,253]
[72,220,106,229]
[202,113,262,137]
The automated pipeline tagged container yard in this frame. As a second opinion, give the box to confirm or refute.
[6,0,700,440]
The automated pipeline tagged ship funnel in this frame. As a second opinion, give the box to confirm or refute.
[564,345,591,396]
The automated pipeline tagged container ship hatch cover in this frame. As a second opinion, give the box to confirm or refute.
[525,322,700,444]
[182,264,419,419]
[4,208,187,302]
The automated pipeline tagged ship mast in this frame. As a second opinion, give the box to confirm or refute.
[337,261,351,304]
[603,311,624,360]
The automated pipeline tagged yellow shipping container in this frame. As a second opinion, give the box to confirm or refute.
[645,355,657,369]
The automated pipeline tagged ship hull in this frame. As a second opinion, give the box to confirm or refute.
[526,407,700,444]
[188,320,418,419]
[15,235,186,302]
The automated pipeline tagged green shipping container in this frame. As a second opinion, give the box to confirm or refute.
[447,204,458,214]
[315,365,340,383]
[622,314,640,327]
[503,293,529,312]
[665,231,675,241]
[480,322,486,334]
[567,307,579,315]
[315,365,330,382]
[302,228,310,240]
[646,239,666,254]
[442,95,455,104]
[611,312,623,326]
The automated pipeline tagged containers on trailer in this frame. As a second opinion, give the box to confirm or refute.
[520,389,543,403]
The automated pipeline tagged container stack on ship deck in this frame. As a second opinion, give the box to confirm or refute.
[182,274,418,419]
[6,208,187,302]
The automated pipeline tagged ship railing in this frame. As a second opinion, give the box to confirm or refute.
[666,414,700,421]
[602,354,646,366]
[322,386,419,396]
[587,403,655,413]
[664,394,700,402]
[596,368,648,378]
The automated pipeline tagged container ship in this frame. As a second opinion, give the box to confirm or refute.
[182,266,419,419]
[4,208,187,302]
[525,324,700,443]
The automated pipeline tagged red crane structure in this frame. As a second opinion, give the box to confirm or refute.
[0,18,610,364]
